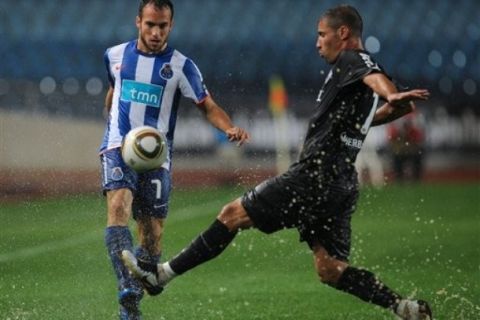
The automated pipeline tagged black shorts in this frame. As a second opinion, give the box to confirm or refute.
[241,173,359,261]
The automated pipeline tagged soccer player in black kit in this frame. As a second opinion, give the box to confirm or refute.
[122,5,433,319]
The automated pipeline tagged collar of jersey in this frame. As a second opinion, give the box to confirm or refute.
[133,41,173,57]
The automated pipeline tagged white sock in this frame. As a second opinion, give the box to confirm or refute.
[162,262,177,279]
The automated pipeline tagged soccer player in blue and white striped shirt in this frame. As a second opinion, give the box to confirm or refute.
[99,1,249,318]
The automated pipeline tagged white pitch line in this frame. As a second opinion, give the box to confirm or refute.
[0,198,227,263]
[0,230,103,263]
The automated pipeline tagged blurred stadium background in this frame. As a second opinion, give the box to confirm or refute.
[0,0,479,199]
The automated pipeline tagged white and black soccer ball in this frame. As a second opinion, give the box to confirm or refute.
[121,126,168,173]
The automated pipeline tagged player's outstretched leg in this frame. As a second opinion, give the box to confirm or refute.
[123,218,239,293]
[312,245,432,320]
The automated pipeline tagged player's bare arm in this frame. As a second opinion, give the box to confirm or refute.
[104,86,114,118]
[363,73,429,126]
[371,101,414,127]
[197,95,250,146]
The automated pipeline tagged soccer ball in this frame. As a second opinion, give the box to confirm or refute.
[121,126,168,173]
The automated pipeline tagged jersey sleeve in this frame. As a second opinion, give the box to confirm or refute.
[335,50,383,87]
[104,49,114,87]
[179,59,209,104]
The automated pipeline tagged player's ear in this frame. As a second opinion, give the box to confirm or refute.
[338,25,350,40]
[136,15,141,29]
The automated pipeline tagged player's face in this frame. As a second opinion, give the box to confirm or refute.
[316,18,342,64]
[136,4,173,54]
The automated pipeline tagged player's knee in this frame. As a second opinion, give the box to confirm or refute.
[107,198,130,224]
[316,265,343,285]
[315,260,346,285]
[313,246,348,285]
[217,202,238,226]
[107,189,133,225]
[217,200,250,232]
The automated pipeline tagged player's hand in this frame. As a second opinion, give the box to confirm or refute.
[387,89,430,107]
[225,127,250,146]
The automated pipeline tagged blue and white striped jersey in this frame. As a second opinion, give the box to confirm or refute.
[99,40,209,169]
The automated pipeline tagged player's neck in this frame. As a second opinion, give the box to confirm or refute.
[343,38,364,51]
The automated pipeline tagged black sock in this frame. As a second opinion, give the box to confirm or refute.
[169,219,237,275]
[334,266,402,310]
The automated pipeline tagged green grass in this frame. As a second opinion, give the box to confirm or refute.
[0,183,479,319]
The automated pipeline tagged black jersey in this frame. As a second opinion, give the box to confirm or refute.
[288,49,385,190]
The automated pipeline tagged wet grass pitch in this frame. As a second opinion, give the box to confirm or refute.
[1,183,478,319]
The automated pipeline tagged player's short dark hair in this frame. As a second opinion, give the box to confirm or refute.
[138,0,174,19]
[322,5,363,37]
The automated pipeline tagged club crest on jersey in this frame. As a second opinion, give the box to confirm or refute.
[160,63,174,80]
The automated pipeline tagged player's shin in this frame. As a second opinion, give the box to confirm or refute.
[105,226,145,312]
[105,226,136,286]
[169,219,237,274]
[333,266,402,310]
